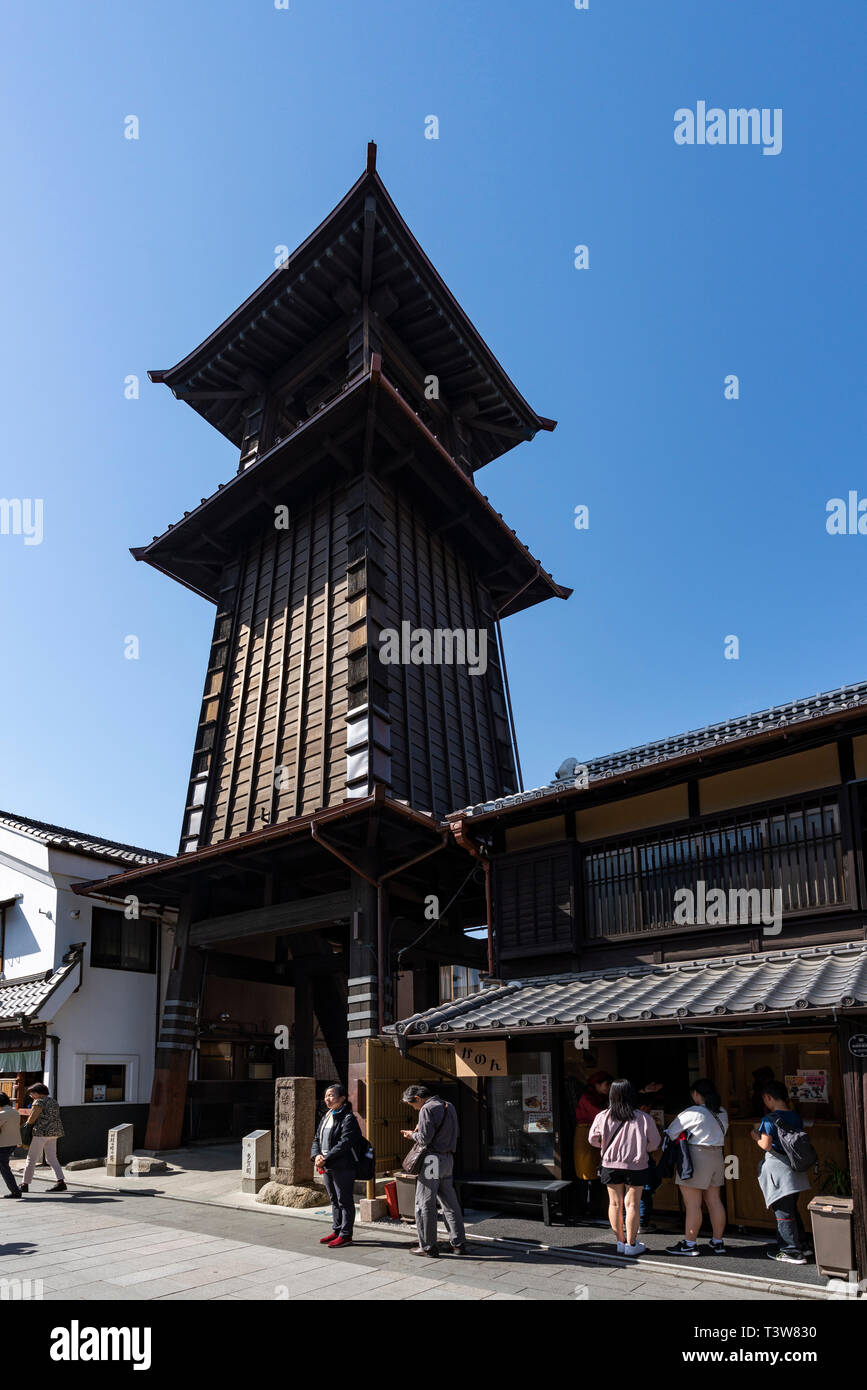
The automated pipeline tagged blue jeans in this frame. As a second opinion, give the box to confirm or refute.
[770,1195,806,1254]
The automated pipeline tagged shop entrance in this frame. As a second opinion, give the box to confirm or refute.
[608,1036,700,1219]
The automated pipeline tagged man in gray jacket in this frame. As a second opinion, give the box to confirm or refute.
[401,1085,466,1258]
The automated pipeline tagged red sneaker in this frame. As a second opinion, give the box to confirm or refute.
[328,1236,352,1248]
[320,1234,340,1244]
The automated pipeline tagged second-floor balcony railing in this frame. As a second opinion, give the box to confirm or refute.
[582,793,846,940]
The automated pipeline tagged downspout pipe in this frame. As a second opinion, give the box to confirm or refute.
[451,820,494,975]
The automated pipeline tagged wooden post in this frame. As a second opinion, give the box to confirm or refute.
[293,968,315,1079]
[839,1018,867,1278]
[144,893,205,1151]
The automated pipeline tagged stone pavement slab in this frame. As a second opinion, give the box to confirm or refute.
[0,1183,825,1303]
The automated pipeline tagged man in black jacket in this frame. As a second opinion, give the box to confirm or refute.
[311,1083,363,1248]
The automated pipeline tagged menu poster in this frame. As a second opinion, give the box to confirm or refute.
[785,1070,829,1103]
[522,1074,553,1133]
[92,1084,106,1102]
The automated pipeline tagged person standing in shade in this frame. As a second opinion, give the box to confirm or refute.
[573,1070,612,1225]
[0,1092,23,1198]
[401,1085,466,1258]
[751,1080,812,1264]
[664,1079,728,1256]
[20,1083,66,1193]
[311,1082,364,1248]
[636,1083,665,1234]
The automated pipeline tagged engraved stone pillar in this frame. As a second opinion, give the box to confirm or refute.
[274,1076,315,1186]
[106,1123,134,1178]
[241,1129,272,1194]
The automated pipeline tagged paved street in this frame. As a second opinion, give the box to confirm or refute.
[0,1178,802,1302]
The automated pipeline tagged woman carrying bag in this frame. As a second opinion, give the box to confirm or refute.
[588,1078,660,1257]
[20,1083,66,1193]
[664,1078,728,1257]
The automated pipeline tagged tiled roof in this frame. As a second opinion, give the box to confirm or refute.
[388,940,867,1036]
[0,811,167,866]
[456,680,867,818]
[0,952,82,1024]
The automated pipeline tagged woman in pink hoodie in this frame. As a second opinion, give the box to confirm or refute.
[589,1078,661,1257]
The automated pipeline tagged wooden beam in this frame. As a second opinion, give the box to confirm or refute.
[203,951,293,986]
[189,890,353,946]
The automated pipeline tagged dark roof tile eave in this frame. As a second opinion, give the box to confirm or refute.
[386,940,867,1036]
[451,679,867,820]
[0,811,167,866]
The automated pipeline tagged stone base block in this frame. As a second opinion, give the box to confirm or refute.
[360,1197,388,1222]
[255,1181,330,1209]
[130,1156,168,1175]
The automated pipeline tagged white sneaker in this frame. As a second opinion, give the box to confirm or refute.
[624,1241,647,1257]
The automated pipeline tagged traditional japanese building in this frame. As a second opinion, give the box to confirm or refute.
[76,145,570,1149]
[389,682,867,1279]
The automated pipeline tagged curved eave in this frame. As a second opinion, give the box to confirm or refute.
[132,366,571,615]
[147,164,555,467]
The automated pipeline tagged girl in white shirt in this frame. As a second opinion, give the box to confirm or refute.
[664,1078,729,1257]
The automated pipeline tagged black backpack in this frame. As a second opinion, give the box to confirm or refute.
[771,1117,818,1173]
[353,1131,376,1181]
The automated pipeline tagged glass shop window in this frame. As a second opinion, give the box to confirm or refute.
[84,1063,127,1104]
[485,1050,556,1173]
[721,1035,839,1124]
[439,965,481,1002]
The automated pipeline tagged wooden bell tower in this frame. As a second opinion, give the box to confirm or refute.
[139,145,569,853]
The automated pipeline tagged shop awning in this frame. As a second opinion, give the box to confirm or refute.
[0,1049,41,1072]
[388,940,867,1039]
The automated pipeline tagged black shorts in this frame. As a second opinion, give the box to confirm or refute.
[599,1166,652,1187]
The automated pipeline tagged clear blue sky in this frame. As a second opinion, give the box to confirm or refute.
[2,1,866,854]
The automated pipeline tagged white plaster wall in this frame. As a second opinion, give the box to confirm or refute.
[48,865,163,1108]
[0,831,172,1111]
[0,824,57,975]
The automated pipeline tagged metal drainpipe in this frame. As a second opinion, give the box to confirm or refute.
[451,821,494,975]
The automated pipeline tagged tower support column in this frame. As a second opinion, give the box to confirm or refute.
[145,893,205,1151]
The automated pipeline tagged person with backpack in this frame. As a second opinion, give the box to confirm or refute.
[663,1079,729,1257]
[751,1080,815,1264]
[0,1091,23,1198]
[400,1085,466,1258]
[311,1082,364,1248]
[19,1083,66,1193]
[588,1078,661,1257]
